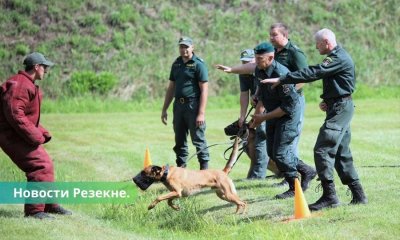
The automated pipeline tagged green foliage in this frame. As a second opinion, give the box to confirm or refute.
[66,71,118,96]
[0,0,399,100]
[111,32,125,50]
[160,6,177,22]
[108,4,139,28]
[53,36,68,47]
[14,43,30,56]
[94,24,108,36]
[70,35,93,50]
[96,72,118,94]
[4,0,36,15]
[77,13,102,27]
[0,47,8,59]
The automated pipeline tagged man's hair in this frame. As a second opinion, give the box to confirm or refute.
[24,65,35,72]
[270,22,289,37]
[314,28,336,44]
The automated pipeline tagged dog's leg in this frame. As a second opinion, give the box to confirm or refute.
[167,198,180,211]
[148,191,181,210]
[218,180,247,214]
[223,136,240,174]
[226,194,247,214]
[217,192,246,214]
[215,189,226,201]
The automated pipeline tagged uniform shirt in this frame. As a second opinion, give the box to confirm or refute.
[275,40,308,94]
[279,46,355,99]
[169,54,208,98]
[275,40,308,72]
[239,74,256,95]
[0,71,49,146]
[255,60,299,117]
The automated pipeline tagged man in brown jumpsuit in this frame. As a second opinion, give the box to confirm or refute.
[0,52,71,219]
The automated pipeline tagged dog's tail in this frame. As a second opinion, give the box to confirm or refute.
[223,136,240,174]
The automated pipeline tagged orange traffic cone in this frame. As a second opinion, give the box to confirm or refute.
[294,178,311,219]
[143,147,153,168]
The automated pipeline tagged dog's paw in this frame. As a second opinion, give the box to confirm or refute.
[171,205,180,211]
[148,204,155,210]
[234,202,247,214]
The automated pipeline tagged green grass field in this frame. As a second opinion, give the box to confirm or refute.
[1,98,399,240]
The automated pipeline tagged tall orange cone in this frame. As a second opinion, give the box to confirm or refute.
[294,178,311,219]
[143,147,153,168]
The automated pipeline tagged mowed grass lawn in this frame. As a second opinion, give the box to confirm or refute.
[0,98,399,240]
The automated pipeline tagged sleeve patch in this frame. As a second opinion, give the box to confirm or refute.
[282,84,290,94]
[322,57,333,66]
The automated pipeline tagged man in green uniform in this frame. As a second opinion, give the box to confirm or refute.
[237,49,268,179]
[161,37,210,170]
[261,28,368,210]
[218,42,314,198]
[216,23,316,190]
[249,42,305,199]
[269,23,316,188]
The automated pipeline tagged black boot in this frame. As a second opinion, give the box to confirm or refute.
[199,161,208,170]
[308,180,340,211]
[348,181,368,204]
[275,177,296,199]
[177,163,187,168]
[297,160,317,191]
[25,212,55,220]
[45,206,72,215]
[271,179,288,187]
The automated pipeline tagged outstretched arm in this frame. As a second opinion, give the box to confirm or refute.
[215,62,256,75]
[260,77,281,89]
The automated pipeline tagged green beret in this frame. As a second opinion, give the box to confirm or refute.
[254,42,274,54]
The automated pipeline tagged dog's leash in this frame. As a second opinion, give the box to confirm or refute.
[223,106,254,162]
[186,106,255,162]
[186,141,235,161]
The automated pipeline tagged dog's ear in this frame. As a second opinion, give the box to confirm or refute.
[151,166,162,177]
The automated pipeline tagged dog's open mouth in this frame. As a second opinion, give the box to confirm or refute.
[132,171,155,190]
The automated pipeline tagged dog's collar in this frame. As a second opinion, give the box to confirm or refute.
[160,164,169,182]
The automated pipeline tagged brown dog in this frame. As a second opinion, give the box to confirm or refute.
[139,165,246,213]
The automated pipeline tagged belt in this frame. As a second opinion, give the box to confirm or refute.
[177,97,199,104]
[324,94,352,104]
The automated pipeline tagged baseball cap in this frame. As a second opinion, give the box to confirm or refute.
[254,42,275,54]
[178,36,193,46]
[23,52,54,67]
[240,49,255,61]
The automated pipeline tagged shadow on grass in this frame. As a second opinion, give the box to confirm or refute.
[0,208,22,218]
[237,208,285,223]
[197,202,236,214]
[196,196,274,215]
